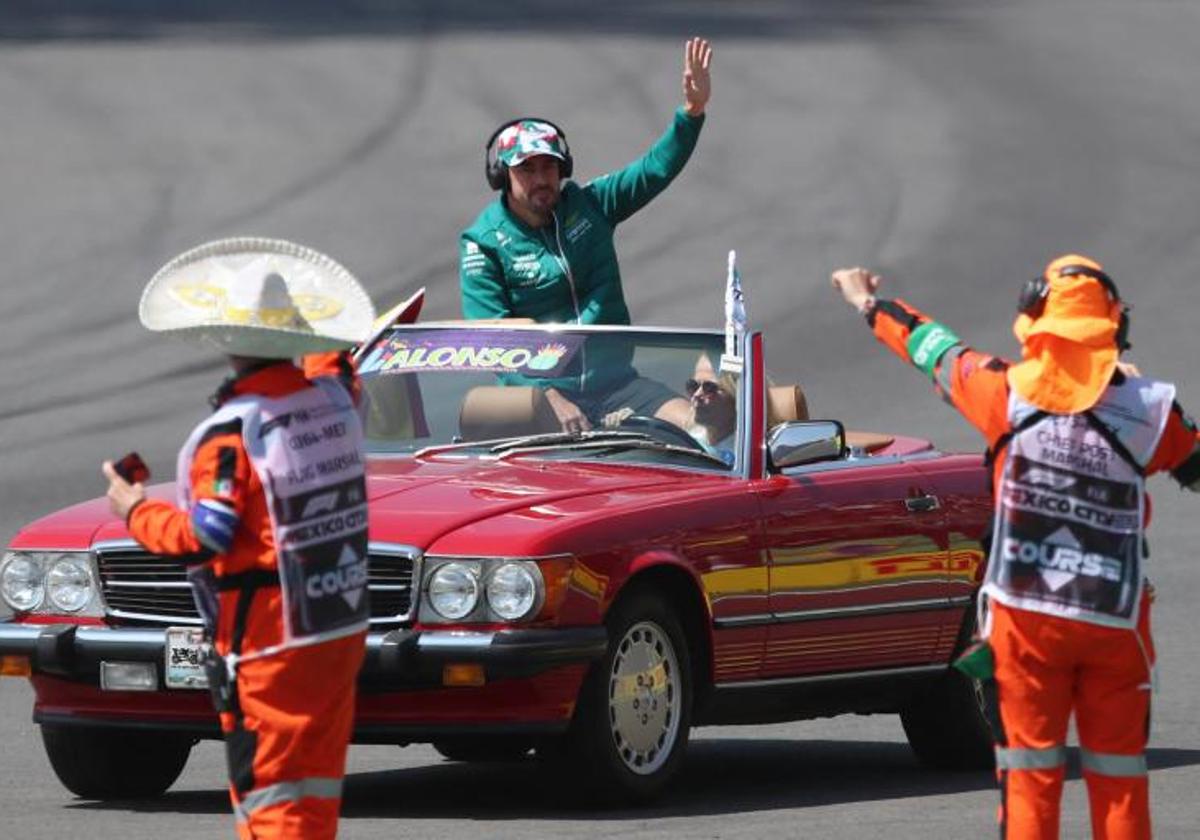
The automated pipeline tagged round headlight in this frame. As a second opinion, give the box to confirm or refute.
[1,554,45,612]
[486,563,539,621]
[428,563,479,620]
[45,555,93,613]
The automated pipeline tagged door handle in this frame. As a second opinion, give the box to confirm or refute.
[905,494,941,513]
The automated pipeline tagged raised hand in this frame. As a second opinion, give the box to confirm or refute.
[682,37,713,116]
[831,267,882,312]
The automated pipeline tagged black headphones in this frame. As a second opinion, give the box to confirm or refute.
[484,117,573,191]
[1017,263,1131,351]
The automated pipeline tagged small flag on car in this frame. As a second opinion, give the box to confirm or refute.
[721,250,745,374]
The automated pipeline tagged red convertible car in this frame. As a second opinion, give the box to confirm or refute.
[0,322,993,803]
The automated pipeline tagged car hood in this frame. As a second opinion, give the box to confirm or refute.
[362,457,708,550]
[10,457,717,552]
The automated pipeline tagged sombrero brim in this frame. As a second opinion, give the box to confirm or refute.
[179,325,355,358]
[140,237,376,357]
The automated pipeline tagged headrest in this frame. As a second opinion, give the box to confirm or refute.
[845,431,895,454]
[767,385,810,426]
[459,386,559,441]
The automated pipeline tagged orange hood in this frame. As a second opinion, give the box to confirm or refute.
[1008,254,1122,413]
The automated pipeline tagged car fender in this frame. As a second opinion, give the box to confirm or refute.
[603,549,715,679]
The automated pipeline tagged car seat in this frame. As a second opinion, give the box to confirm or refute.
[767,385,810,427]
[458,385,560,441]
[766,385,893,454]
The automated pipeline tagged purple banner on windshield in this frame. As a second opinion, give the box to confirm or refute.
[359,329,584,376]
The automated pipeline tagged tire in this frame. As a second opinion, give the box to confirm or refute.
[900,668,995,770]
[41,725,193,799]
[900,608,995,771]
[560,587,693,805]
[431,736,532,763]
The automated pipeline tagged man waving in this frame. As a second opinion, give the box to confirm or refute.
[459,38,713,432]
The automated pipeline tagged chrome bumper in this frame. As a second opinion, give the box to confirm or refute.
[0,620,607,685]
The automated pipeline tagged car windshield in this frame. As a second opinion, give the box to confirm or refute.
[357,324,740,471]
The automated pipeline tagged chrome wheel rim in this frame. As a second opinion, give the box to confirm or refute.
[607,620,682,776]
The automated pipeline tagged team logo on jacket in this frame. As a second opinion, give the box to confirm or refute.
[510,253,541,284]
[306,545,368,610]
[564,215,593,243]
[1001,525,1123,590]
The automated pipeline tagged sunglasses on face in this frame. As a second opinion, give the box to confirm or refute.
[685,378,722,397]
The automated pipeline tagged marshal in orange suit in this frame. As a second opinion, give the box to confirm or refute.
[104,239,377,839]
[831,255,1200,839]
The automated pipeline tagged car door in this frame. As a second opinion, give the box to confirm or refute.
[910,454,994,660]
[754,457,952,679]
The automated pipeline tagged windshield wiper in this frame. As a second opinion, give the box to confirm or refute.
[412,430,658,460]
[495,436,730,468]
[412,437,525,459]
[488,429,659,453]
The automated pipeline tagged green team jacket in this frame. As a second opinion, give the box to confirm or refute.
[459,107,705,327]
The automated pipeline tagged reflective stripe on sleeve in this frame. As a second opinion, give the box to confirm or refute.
[1080,749,1147,777]
[234,776,343,822]
[994,745,1067,770]
[934,344,965,400]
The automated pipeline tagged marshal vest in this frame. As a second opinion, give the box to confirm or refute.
[982,375,1175,630]
[176,377,369,655]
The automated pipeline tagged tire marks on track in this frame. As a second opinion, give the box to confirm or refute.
[0,356,222,426]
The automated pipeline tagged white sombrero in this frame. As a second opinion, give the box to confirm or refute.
[139,237,376,358]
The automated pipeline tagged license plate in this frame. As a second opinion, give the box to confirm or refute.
[164,627,211,689]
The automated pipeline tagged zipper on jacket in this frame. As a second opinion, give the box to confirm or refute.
[546,215,587,391]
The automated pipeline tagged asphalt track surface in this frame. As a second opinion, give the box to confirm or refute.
[2,1,1200,837]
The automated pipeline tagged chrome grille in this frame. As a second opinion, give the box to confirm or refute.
[93,541,420,627]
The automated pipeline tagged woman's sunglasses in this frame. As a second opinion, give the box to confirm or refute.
[684,378,722,397]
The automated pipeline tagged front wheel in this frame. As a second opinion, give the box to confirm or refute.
[41,725,193,799]
[560,588,693,804]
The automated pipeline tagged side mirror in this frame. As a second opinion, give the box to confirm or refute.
[768,420,846,470]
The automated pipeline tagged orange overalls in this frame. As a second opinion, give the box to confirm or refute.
[128,353,367,840]
[868,298,1200,839]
